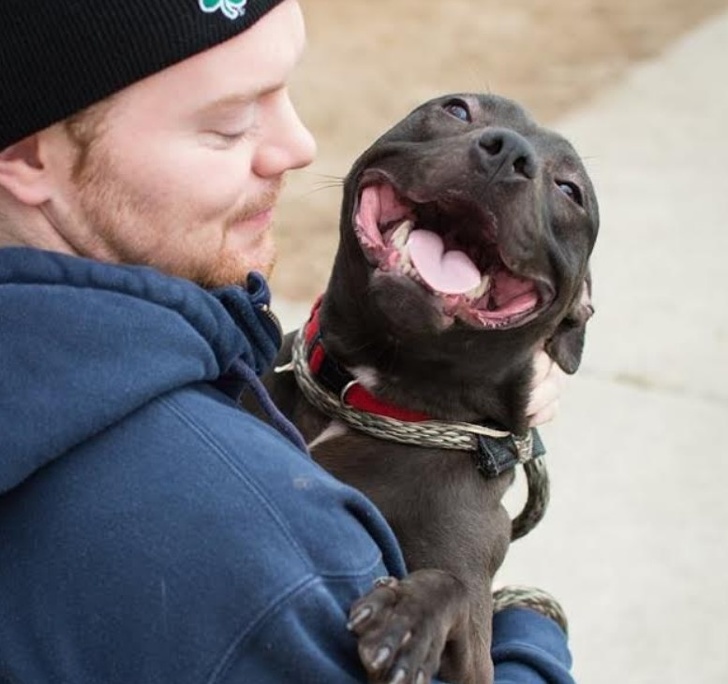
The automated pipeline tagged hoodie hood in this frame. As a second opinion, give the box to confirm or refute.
[0,247,282,494]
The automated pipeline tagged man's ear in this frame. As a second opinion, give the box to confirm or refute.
[545,274,595,375]
[0,135,54,206]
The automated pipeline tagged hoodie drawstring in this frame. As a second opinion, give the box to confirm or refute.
[231,358,309,455]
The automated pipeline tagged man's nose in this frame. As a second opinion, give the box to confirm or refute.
[253,92,316,178]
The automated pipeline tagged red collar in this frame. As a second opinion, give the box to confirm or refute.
[302,298,432,423]
[294,297,547,490]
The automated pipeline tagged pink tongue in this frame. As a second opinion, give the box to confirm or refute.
[407,230,481,295]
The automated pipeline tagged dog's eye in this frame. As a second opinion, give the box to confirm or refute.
[556,181,584,207]
[443,100,472,123]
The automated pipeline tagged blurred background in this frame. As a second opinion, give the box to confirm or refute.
[270,2,728,682]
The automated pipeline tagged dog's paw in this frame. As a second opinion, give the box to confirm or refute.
[347,570,470,684]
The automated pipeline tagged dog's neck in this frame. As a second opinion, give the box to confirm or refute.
[300,296,434,423]
[306,296,533,434]
[316,288,532,434]
[290,299,545,481]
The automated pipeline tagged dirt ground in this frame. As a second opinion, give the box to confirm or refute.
[271,0,727,301]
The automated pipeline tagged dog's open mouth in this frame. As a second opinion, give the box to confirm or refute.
[354,179,552,328]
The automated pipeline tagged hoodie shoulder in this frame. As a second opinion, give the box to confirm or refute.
[0,248,271,492]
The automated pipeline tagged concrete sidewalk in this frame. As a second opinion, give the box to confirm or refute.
[272,10,728,683]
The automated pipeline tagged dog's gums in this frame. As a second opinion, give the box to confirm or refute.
[354,180,551,329]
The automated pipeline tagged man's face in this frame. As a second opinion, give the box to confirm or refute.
[44,0,315,287]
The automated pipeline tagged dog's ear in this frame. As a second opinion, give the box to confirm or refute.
[545,275,594,374]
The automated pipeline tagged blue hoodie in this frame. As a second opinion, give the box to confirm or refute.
[0,247,574,683]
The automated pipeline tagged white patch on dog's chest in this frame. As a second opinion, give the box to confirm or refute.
[308,419,349,450]
[307,366,378,450]
[351,366,379,390]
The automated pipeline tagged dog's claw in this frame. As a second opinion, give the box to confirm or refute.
[374,575,399,588]
[347,606,373,630]
[371,646,392,670]
[389,667,408,684]
[353,570,469,682]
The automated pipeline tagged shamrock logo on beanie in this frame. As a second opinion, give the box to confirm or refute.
[198,0,248,20]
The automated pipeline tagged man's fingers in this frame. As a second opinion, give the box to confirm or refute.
[527,351,566,426]
[530,350,552,388]
[528,399,561,428]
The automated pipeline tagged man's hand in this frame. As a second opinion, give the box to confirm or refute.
[527,350,567,427]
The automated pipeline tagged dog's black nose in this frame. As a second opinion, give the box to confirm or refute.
[475,129,538,182]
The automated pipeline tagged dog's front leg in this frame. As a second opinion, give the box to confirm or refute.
[347,569,490,684]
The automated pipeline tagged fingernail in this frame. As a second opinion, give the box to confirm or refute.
[371,646,391,670]
[416,670,428,684]
[346,606,372,630]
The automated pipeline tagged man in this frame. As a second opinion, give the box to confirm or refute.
[0,1,572,682]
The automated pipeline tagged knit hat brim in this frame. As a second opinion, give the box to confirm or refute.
[0,0,287,150]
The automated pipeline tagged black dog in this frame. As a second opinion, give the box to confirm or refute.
[262,93,599,684]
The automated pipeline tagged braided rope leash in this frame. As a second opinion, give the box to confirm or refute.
[493,585,569,634]
[290,329,550,541]
[511,457,550,541]
[293,329,511,447]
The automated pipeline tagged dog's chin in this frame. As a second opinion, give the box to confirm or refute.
[352,175,554,331]
[368,271,453,337]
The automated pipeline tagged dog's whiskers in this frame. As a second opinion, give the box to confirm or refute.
[311,173,345,188]
[314,172,345,182]
[298,184,341,199]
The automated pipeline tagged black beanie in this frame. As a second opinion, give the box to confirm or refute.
[0,0,288,150]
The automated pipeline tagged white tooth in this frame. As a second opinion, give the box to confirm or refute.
[466,273,491,300]
[400,243,412,268]
[390,219,413,249]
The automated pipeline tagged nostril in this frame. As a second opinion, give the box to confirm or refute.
[513,155,529,177]
[480,136,503,157]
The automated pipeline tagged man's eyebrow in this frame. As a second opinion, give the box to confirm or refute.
[195,87,279,118]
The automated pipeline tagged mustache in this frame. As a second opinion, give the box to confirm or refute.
[228,181,284,225]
